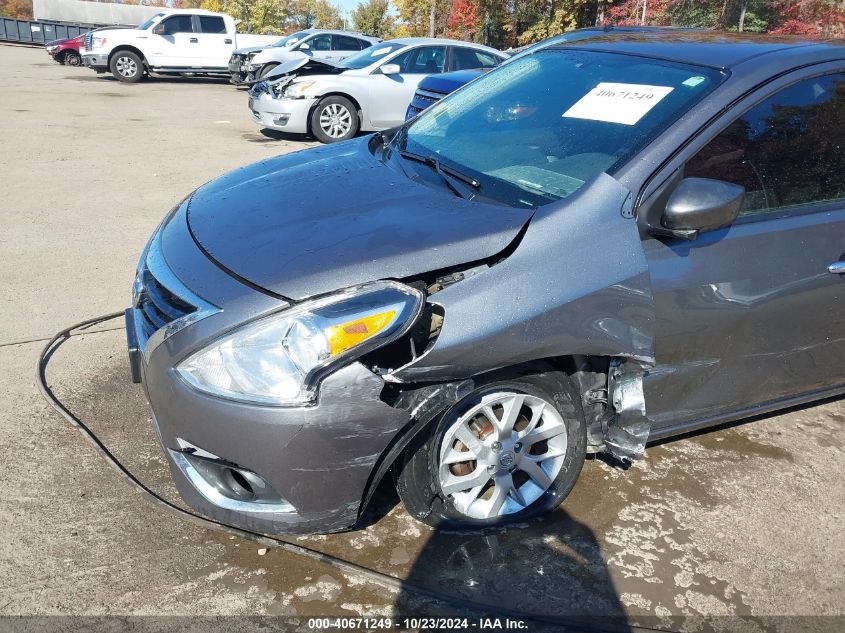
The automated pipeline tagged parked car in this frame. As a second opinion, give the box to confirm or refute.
[81,9,278,83]
[228,29,381,85]
[247,38,506,143]
[127,33,845,534]
[46,33,85,66]
[404,26,701,120]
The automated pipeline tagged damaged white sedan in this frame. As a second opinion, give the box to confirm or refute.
[246,38,506,143]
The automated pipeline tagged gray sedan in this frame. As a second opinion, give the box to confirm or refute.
[127,33,845,533]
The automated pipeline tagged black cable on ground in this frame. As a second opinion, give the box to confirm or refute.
[37,312,662,633]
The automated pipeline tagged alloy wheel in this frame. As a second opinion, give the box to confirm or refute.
[318,103,352,139]
[437,391,568,520]
[115,56,137,78]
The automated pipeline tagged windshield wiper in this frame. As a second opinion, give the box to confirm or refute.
[399,150,480,199]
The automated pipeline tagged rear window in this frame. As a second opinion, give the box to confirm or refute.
[199,16,226,34]
[335,35,367,51]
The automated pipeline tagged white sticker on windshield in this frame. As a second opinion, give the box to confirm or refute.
[370,47,392,57]
[562,82,674,125]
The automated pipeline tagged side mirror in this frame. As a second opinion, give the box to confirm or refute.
[662,177,744,238]
[379,63,401,75]
[153,24,165,35]
[297,42,310,51]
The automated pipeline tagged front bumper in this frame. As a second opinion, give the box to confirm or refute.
[82,53,108,70]
[249,93,314,133]
[128,203,410,534]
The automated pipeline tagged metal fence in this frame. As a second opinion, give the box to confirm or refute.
[0,17,97,45]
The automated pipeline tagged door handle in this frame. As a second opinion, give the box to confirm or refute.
[224,38,232,44]
[190,37,198,43]
[829,261,845,274]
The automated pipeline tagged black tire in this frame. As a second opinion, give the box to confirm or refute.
[258,63,278,79]
[64,51,82,67]
[396,372,587,529]
[309,95,359,144]
[110,50,144,83]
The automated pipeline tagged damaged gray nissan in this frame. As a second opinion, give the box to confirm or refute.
[126,33,845,534]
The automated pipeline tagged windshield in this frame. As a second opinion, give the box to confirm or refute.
[340,42,406,70]
[137,13,164,30]
[402,49,724,208]
[273,31,309,48]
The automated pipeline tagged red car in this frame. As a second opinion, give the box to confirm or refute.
[46,34,85,66]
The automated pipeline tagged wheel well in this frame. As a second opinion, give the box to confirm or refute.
[356,356,609,522]
[108,46,146,68]
[310,92,363,119]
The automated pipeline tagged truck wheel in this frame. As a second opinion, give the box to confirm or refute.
[110,51,144,83]
[258,63,278,79]
[64,51,82,67]
[395,373,587,529]
[309,96,359,143]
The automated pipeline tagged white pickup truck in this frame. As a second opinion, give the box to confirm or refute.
[81,9,278,83]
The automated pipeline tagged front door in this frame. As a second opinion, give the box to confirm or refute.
[367,45,446,128]
[150,14,198,67]
[643,69,845,429]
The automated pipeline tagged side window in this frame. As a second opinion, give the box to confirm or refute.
[451,47,500,71]
[391,46,446,74]
[305,34,332,52]
[198,16,226,34]
[160,15,194,35]
[685,72,845,217]
[334,35,365,51]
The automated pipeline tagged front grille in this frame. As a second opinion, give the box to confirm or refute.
[136,265,196,343]
[415,88,447,104]
[83,32,92,51]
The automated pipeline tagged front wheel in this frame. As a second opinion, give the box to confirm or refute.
[110,51,144,83]
[64,51,82,66]
[258,63,278,79]
[309,96,359,143]
[396,374,587,529]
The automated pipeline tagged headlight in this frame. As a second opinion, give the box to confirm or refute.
[176,281,424,406]
[91,36,107,48]
[283,81,315,98]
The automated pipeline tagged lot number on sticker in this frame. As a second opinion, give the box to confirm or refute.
[563,82,674,125]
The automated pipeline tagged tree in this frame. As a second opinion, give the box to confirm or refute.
[0,0,33,19]
[351,0,395,36]
[447,0,478,40]
[391,0,450,36]
[768,0,845,36]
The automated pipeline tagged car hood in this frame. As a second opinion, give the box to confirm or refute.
[186,138,533,300]
[420,69,487,94]
[233,45,269,55]
[264,55,344,81]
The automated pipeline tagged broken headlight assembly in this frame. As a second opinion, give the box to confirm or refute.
[176,281,424,406]
[281,81,315,99]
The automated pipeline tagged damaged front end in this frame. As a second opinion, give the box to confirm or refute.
[367,173,657,464]
[247,56,346,99]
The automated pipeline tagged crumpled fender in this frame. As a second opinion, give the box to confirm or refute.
[391,173,657,461]
[394,172,655,380]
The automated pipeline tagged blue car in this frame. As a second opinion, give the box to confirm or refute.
[405,26,701,120]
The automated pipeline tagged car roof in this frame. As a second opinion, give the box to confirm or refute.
[295,29,379,38]
[388,37,504,53]
[547,31,845,70]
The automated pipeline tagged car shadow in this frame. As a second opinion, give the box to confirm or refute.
[392,510,633,631]
[257,127,311,142]
[68,74,232,85]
